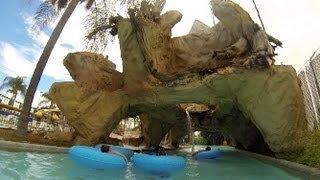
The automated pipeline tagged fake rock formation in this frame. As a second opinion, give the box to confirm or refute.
[50,0,307,154]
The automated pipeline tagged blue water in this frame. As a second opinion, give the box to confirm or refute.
[0,146,303,180]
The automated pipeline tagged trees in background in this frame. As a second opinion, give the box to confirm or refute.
[17,0,96,136]
[0,76,27,106]
[18,0,142,136]
[38,91,55,108]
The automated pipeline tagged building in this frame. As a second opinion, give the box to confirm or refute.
[298,54,320,129]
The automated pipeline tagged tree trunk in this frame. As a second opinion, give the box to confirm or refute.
[49,101,54,109]
[9,92,17,106]
[252,0,266,31]
[16,0,80,136]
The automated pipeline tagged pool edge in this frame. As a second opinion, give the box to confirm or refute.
[0,139,69,153]
[0,141,319,179]
[237,149,320,180]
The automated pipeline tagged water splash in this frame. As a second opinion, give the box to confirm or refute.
[185,110,195,153]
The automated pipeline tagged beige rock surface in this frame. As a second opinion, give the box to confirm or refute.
[50,82,128,145]
[49,1,306,153]
[64,52,123,92]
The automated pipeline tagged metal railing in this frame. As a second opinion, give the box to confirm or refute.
[0,114,72,133]
[0,94,37,112]
[0,94,23,109]
[0,93,72,133]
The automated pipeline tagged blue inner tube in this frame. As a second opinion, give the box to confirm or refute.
[95,144,134,159]
[194,149,223,160]
[132,153,186,174]
[69,146,126,169]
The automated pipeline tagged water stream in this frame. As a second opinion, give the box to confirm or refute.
[185,110,195,153]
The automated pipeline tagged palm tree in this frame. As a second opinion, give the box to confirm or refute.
[17,0,142,136]
[38,91,55,108]
[17,0,96,136]
[0,76,27,106]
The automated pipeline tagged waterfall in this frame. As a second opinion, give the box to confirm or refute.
[186,110,195,153]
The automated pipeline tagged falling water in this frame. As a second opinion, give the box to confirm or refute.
[185,110,195,153]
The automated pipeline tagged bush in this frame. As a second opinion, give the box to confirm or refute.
[193,136,207,145]
[277,130,320,168]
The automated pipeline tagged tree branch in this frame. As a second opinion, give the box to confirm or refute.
[86,24,113,40]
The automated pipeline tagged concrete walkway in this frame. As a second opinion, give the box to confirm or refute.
[0,140,69,153]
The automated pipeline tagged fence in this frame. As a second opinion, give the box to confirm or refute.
[0,94,23,109]
[0,94,38,114]
[0,114,72,133]
[298,54,320,130]
[0,93,72,133]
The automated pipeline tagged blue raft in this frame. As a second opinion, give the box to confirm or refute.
[69,146,127,169]
[95,144,134,159]
[194,149,223,160]
[132,153,186,174]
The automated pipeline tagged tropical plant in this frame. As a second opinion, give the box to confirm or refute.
[84,0,143,52]
[38,91,54,108]
[0,76,27,106]
[18,0,144,136]
[17,0,96,136]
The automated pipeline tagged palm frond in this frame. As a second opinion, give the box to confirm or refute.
[0,76,27,97]
[85,0,95,9]
[0,76,13,90]
[6,89,15,94]
[57,0,69,9]
[38,99,51,107]
[19,84,27,97]
[0,83,8,91]
[84,0,117,52]
[33,0,58,31]
[84,0,147,52]
[3,76,13,83]
[50,0,59,4]
[41,92,53,101]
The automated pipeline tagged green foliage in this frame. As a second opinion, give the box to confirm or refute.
[200,131,225,145]
[0,76,27,106]
[41,92,53,101]
[277,130,320,168]
[38,91,54,107]
[84,0,163,52]
[33,0,96,32]
[0,76,27,97]
[33,1,58,31]
[84,0,117,52]
[193,135,207,145]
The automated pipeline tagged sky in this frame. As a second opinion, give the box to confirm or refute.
[0,0,320,107]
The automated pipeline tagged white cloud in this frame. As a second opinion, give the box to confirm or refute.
[105,37,123,72]
[0,42,35,77]
[39,3,88,80]
[32,90,42,107]
[3,4,91,82]
[22,13,50,48]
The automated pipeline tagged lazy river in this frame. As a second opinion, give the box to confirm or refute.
[0,146,305,179]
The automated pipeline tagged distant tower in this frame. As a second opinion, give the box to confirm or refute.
[298,53,320,129]
[189,20,211,34]
[210,0,217,25]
